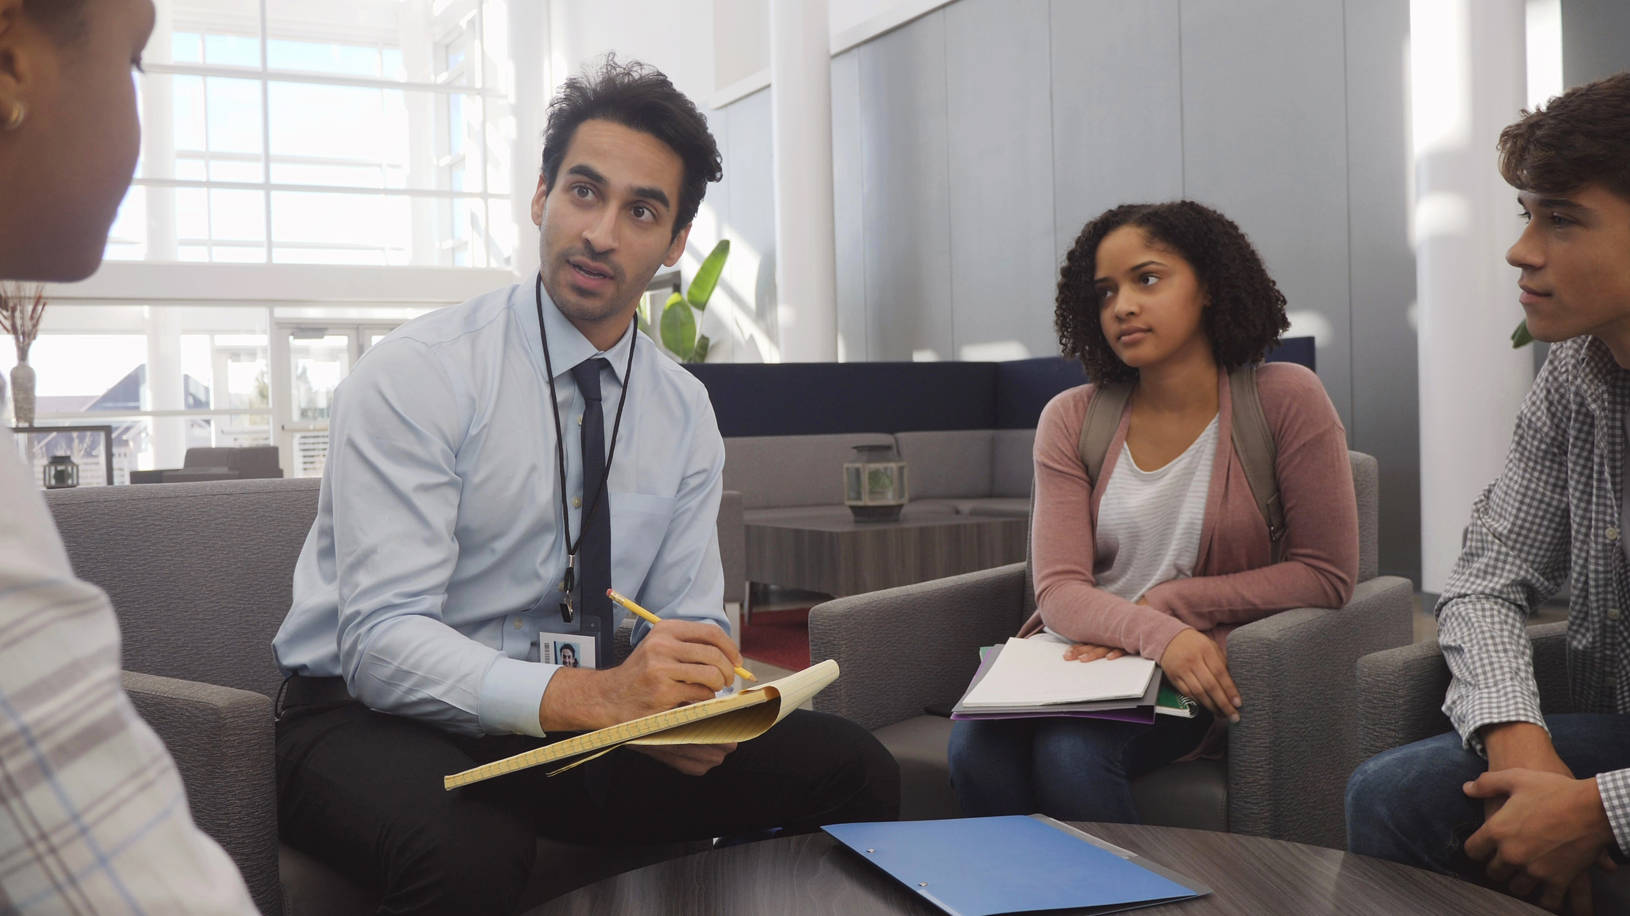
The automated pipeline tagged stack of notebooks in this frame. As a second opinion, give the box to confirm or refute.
[951,636,1196,725]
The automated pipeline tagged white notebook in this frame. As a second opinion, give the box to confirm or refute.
[960,637,1158,708]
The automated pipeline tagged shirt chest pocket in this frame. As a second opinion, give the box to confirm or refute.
[610,491,677,589]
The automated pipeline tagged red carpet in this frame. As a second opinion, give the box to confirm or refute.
[739,607,811,672]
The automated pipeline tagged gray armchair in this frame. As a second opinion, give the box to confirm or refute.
[809,450,1414,850]
[1356,620,1574,761]
[46,479,749,916]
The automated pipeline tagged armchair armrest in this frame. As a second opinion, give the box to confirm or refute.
[1356,619,1572,763]
[1225,575,1414,849]
[122,670,282,916]
[809,562,1028,730]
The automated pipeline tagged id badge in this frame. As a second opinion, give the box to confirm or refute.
[543,634,598,670]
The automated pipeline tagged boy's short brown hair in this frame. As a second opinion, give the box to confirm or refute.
[1499,71,1630,202]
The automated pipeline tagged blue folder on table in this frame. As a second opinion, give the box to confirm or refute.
[824,815,1210,916]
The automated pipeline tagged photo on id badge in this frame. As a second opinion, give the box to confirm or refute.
[547,635,596,670]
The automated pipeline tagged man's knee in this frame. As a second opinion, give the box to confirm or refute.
[1347,732,1482,860]
[382,802,537,916]
[783,710,901,822]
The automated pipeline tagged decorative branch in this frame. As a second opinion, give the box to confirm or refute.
[0,282,47,363]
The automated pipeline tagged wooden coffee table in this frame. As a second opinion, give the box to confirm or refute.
[745,509,1026,598]
[528,823,1545,916]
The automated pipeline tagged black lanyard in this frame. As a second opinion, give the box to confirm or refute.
[535,274,635,622]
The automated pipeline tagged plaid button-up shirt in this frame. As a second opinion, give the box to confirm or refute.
[0,443,256,914]
[1437,335,1630,852]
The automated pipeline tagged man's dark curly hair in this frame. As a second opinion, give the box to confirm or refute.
[541,54,723,238]
[1056,201,1289,383]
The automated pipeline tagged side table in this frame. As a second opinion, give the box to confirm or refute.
[746,508,1026,598]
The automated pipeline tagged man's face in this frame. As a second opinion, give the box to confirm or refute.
[1507,184,1630,348]
[531,119,690,329]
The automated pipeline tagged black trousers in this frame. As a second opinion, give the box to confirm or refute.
[275,701,900,916]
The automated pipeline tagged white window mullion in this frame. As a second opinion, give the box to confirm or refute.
[259,0,272,264]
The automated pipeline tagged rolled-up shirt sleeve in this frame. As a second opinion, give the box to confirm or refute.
[330,340,558,737]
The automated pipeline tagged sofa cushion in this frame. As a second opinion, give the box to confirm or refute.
[1129,758,1228,832]
[992,429,1036,498]
[895,430,995,500]
[723,433,895,509]
[872,715,961,821]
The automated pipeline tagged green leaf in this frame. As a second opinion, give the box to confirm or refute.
[660,294,696,359]
[686,239,730,311]
[1511,318,1535,349]
[688,334,711,364]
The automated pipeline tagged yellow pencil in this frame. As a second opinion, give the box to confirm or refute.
[606,588,758,683]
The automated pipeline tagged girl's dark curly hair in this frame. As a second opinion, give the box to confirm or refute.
[1056,201,1289,383]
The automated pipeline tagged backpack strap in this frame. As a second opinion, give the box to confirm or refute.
[1228,365,1288,563]
[1076,381,1134,486]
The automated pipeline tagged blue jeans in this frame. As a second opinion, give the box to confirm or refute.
[947,712,1215,822]
[1346,714,1630,880]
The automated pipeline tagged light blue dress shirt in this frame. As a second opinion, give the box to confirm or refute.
[273,281,727,738]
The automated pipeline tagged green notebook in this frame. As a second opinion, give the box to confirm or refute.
[1155,681,1198,718]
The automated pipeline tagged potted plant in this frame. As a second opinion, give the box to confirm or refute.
[644,240,728,363]
[0,282,46,427]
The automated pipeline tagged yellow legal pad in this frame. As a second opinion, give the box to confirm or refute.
[444,659,841,790]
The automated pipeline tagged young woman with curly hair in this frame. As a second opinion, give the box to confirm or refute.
[947,200,1359,822]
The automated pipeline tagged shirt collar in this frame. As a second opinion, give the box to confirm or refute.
[522,275,636,385]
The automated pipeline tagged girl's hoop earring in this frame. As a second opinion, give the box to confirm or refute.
[3,103,25,131]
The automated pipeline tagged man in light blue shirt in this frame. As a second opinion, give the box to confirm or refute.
[272,57,899,916]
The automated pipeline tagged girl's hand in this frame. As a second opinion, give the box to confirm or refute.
[1159,628,1241,722]
[1064,643,1125,663]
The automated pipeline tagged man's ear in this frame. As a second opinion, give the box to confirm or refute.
[662,222,692,268]
[529,174,548,227]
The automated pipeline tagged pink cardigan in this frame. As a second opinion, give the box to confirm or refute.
[1018,363,1359,662]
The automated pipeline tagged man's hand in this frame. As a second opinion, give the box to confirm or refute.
[537,619,744,732]
[1157,628,1240,722]
[630,742,737,776]
[1464,769,1616,915]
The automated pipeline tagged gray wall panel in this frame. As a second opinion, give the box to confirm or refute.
[858,11,955,361]
[1563,0,1630,88]
[1345,0,1419,582]
[723,88,778,353]
[1179,0,1354,433]
[944,0,1059,362]
[831,49,870,361]
[1050,0,1184,268]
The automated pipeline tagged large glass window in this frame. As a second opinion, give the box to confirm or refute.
[107,0,515,268]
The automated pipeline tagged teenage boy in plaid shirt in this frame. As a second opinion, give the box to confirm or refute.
[1347,72,1630,916]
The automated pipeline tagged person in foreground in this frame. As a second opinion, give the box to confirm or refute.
[271,56,898,916]
[947,201,1358,821]
[1346,72,1630,916]
[0,0,259,912]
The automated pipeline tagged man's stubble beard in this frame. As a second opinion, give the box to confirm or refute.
[539,244,644,326]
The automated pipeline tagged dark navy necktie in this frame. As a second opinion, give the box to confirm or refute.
[570,357,614,666]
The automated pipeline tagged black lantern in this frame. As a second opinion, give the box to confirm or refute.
[44,454,79,489]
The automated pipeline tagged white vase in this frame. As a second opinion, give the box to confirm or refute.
[10,361,34,428]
